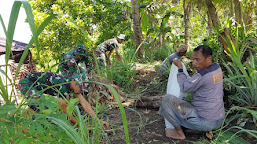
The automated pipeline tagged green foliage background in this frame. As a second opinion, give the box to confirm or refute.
[1,0,257,143]
[28,0,132,71]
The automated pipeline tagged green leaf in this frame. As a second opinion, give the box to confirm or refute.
[38,136,54,142]
[99,82,130,143]
[0,102,17,114]
[18,138,34,144]
[1,1,22,104]
[69,18,92,47]
[212,0,224,4]
[29,122,36,135]
[6,2,21,62]
[141,10,149,35]
[22,120,32,130]
[40,119,51,127]
[14,14,57,81]
[36,122,44,133]
[161,11,171,29]
[67,98,79,114]
[0,15,7,36]
[19,1,38,55]
[41,109,53,114]
[49,117,85,144]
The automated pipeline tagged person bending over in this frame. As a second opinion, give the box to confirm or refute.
[95,34,125,67]
[18,72,109,128]
[59,44,94,77]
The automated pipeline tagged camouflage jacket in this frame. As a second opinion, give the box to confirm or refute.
[19,72,90,99]
[96,38,119,54]
[19,72,71,98]
[58,48,93,77]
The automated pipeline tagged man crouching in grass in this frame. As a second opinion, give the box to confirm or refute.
[159,45,225,140]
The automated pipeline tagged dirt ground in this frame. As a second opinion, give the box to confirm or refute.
[104,63,206,144]
[100,63,256,144]
[106,108,206,144]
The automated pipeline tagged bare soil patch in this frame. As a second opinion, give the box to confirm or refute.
[106,108,205,144]
[103,63,256,144]
[105,63,206,144]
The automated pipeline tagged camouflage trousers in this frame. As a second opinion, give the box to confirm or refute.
[95,51,107,68]
[18,72,71,100]
[19,77,43,100]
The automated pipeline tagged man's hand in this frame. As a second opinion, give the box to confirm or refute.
[91,70,96,76]
[102,121,110,130]
[173,59,183,69]
[70,82,82,94]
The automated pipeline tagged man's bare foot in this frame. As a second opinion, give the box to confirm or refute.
[175,127,186,139]
[165,128,186,140]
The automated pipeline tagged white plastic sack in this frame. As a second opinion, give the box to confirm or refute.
[166,62,189,100]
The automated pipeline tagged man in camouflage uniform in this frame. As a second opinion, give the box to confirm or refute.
[59,44,94,77]
[95,34,125,67]
[18,72,90,100]
[18,72,109,128]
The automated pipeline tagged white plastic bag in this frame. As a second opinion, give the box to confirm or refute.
[166,62,189,100]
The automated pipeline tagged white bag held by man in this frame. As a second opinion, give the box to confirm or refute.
[166,61,189,100]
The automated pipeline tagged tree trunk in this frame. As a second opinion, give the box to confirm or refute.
[229,0,234,18]
[183,0,193,46]
[197,0,202,12]
[243,12,253,32]
[207,14,213,33]
[122,95,164,108]
[233,0,243,25]
[243,4,253,32]
[205,0,221,29]
[172,0,179,5]
[255,0,257,31]
[131,0,143,57]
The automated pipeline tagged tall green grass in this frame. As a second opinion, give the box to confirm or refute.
[221,26,257,106]
[0,1,130,143]
[70,19,131,143]
[193,106,257,144]
[0,0,57,104]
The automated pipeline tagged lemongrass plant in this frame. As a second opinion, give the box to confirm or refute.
[221,26,257,106]
[216,106,257,143]
[193,106,257,144]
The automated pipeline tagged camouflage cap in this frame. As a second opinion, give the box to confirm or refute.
[76,44,87,56]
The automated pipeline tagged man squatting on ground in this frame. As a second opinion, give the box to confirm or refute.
[160,44,187,73]
[18,72,109,128]
[58,44,94,77]
[95,34,125,67]
[159,45,225,140]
